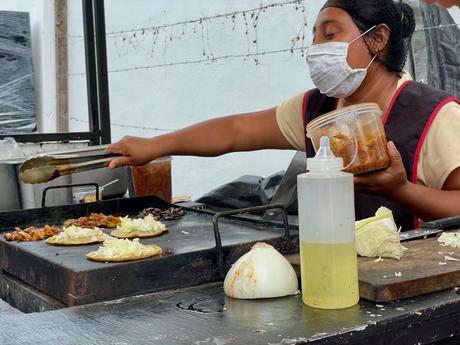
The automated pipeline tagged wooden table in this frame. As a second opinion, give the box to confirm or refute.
[1,282,460,344]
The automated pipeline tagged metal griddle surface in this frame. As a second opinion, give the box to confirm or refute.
[0,196,289,306]
[2,212,282,271]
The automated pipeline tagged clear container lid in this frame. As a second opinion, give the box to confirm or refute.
[306,103,382,137]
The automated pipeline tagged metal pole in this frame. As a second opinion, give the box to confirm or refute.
[55,0,69,133]
[93,0,111,144]
[82,0,101,145]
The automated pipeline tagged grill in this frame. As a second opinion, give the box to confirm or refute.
[0,195,297,309]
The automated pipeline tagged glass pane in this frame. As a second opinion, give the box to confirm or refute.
[66,0,90,133]
[0,0,89,135]
[0,8,35,133]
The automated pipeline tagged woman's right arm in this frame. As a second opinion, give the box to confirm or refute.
[107,107,294,168]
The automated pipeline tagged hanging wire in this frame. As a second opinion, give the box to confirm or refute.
[59,0,308,77]
[61,22,458,78]
[62,45,308,77]
[414,23,460,32]
[107,0,303,37]
[57,113,176,132]
[62,0,304,39]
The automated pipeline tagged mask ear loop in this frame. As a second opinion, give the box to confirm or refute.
[348,25,378,70]
[365,54,378,69]
[348,25,377,45]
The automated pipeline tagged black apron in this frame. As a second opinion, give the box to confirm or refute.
[303,81,459,230]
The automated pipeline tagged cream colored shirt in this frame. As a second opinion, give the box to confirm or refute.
[276,78,460,190]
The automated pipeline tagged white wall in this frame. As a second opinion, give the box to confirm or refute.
[448,6,460,22]
[65,0,324,199]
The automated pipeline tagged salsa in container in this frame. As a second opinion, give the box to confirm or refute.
[307,103,390,175]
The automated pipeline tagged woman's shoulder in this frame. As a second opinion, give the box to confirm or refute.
[420,99,460,189]
[438,99,460,116]
[398,80,457,108]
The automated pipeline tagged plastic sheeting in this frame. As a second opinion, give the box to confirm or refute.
[419,3,460,97]
[0,137,25,159]
[0,11,36,134]
[405,1,460,97]
[196,172,283,211]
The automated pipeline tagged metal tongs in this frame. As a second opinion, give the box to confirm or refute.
[19,145,119,184]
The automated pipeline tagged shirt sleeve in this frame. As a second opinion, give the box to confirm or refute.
[418,101,460,189]
[275,92,306,152]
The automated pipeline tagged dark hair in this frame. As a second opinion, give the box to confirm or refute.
[322,0,416,72]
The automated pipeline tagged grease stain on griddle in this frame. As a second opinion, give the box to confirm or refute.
[176,299,225,314]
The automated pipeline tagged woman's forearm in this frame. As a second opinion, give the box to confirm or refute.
[153,117,241,157]
[107,107,293,168]
[153,108,293,158]
[389,182,460,222]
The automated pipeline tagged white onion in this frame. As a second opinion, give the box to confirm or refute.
[224,242,299,299]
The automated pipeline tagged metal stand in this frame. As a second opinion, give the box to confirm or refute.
[41,183,100,207]
[212,203,290,278]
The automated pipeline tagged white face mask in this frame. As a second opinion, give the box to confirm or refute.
[306,26,377,98]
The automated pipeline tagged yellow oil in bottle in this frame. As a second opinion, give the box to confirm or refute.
[300,241,359,309]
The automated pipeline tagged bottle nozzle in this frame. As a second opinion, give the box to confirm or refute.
[307,135,344,171]
[315,136,335,159]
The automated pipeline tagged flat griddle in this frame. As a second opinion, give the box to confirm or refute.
[0,196,295,306]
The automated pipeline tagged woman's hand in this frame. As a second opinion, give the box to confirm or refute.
[354,141,409,198]
[355,141,460,222]
[106,136,158,168]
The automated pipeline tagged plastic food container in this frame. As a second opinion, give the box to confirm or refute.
[307,103,390,175]
[128,156,172,203]
[73,185,102,203]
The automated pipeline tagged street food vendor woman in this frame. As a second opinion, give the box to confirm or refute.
[107,0,460,230]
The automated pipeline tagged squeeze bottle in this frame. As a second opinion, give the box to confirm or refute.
[297,136,359,309]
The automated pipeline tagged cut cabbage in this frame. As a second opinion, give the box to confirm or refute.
[355,207,407,259]
[55,225,103,240]
[96,238,146,258]
[117,214,166,233]
[437,232,460,249]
